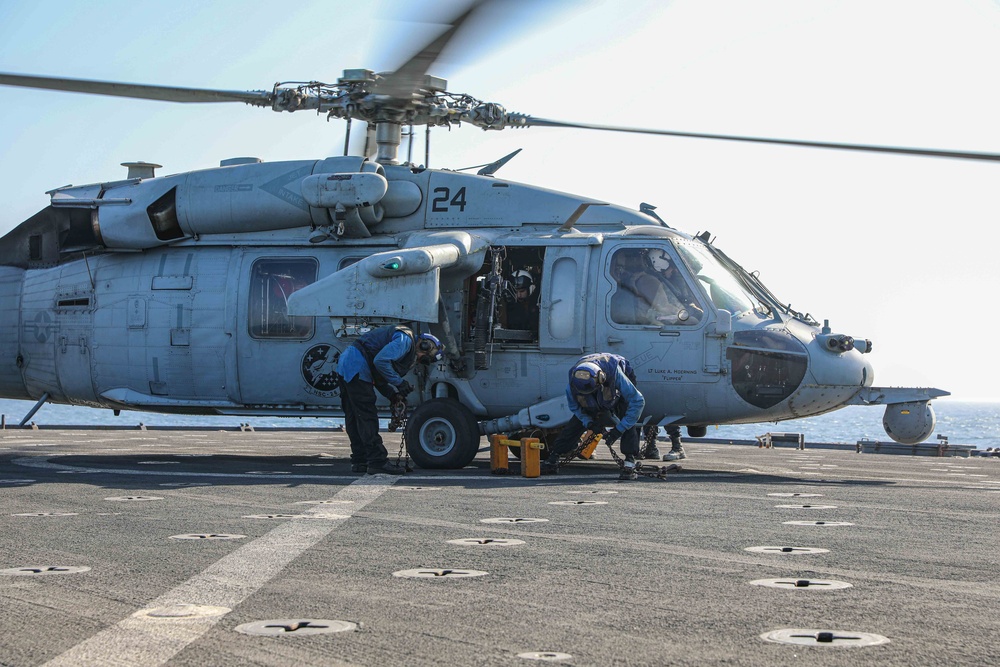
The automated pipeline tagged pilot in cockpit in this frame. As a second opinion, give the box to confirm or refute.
[643,248,704,324]
[610,249,686,326]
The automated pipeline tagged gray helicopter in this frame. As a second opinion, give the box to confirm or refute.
[0,1,984,469]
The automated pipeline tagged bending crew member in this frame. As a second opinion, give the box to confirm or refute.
[337,325,443,475]
[542,352,645,480]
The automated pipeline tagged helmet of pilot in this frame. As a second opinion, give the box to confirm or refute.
[569,361,606,395]
[646,248,673,273]
[512,270,535,297]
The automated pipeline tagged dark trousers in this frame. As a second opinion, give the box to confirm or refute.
[340,376,388,467]
[666,423,682,447]
[550,411,639,461]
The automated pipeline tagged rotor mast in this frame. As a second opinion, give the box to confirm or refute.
[374,122,402,164]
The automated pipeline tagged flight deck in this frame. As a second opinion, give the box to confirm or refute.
[1,428,998,666]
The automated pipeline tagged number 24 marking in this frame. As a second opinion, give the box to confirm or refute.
[432,187,468,213]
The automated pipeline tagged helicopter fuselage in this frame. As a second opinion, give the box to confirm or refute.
[0,157,945,464]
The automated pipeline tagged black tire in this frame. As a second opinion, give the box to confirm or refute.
[405,398,481,469]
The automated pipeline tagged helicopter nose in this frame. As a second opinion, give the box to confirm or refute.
[0,267,29,400]
[805,335,874,394]
[766,334,873,417]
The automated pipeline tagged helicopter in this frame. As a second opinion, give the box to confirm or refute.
[0,1,987,469]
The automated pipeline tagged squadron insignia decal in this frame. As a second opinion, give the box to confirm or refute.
[301,344,341,397]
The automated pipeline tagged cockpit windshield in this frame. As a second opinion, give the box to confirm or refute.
[673,241,762,318]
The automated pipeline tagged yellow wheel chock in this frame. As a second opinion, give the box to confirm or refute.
[490,435,544,478]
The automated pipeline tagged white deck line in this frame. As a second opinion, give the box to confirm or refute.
[40,476,394,667]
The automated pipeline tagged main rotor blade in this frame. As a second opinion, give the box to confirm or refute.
[374,0,487,99]
[0,72,273,106]
[525,117,1000,163]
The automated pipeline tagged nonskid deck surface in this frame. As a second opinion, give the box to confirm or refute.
[1,429,998,666]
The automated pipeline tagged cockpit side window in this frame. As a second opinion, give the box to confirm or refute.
[248,258,317,339]
[674,242,756,317]
[608,247,703,326]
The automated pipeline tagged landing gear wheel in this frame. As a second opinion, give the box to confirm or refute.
[405,398,481,469]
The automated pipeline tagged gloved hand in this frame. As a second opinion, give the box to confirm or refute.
[395,380,413,398]
[584,421,598,432]
[604,427,623,446]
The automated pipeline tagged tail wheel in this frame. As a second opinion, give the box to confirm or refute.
[405,398,481,469]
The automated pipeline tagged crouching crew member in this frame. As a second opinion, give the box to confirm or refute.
[336,326,444,475]
[541,353,645,480]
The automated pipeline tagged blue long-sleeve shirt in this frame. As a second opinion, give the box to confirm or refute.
[337,331,413,389]
[566,371,644,431]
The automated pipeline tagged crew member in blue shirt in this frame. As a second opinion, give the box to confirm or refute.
[541,353,645,480]
[337,325,443,475]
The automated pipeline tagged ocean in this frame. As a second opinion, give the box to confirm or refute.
[1,398,996,450]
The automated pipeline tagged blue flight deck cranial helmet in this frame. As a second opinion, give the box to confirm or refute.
[570,361,606,395]
[416,332,444,362]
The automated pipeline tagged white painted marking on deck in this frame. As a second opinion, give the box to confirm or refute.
[40,476,395,667]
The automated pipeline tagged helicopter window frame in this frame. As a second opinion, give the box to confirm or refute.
[499,246,544,342]
[247,257,318,341]
[606,244,706,329]
[465,245,545,348]
[672,241,758,318]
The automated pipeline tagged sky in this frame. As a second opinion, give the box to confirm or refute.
[0,0,998,401]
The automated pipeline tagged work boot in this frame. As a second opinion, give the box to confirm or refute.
[618,461,637,481]
[663,447,686,461]
[367,461,406,475]
[350,463,368,473]
[540,457,559,475]
[643,445,661,460]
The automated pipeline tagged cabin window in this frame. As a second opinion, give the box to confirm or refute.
[248,258,317,339]
[548,257,575,339]
[608,247,703,326]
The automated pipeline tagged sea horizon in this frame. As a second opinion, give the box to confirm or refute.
[1,397,996,450]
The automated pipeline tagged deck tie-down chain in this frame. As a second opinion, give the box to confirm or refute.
[388,395,413,472]
[555,423,679,480]
[605,424,680,479]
